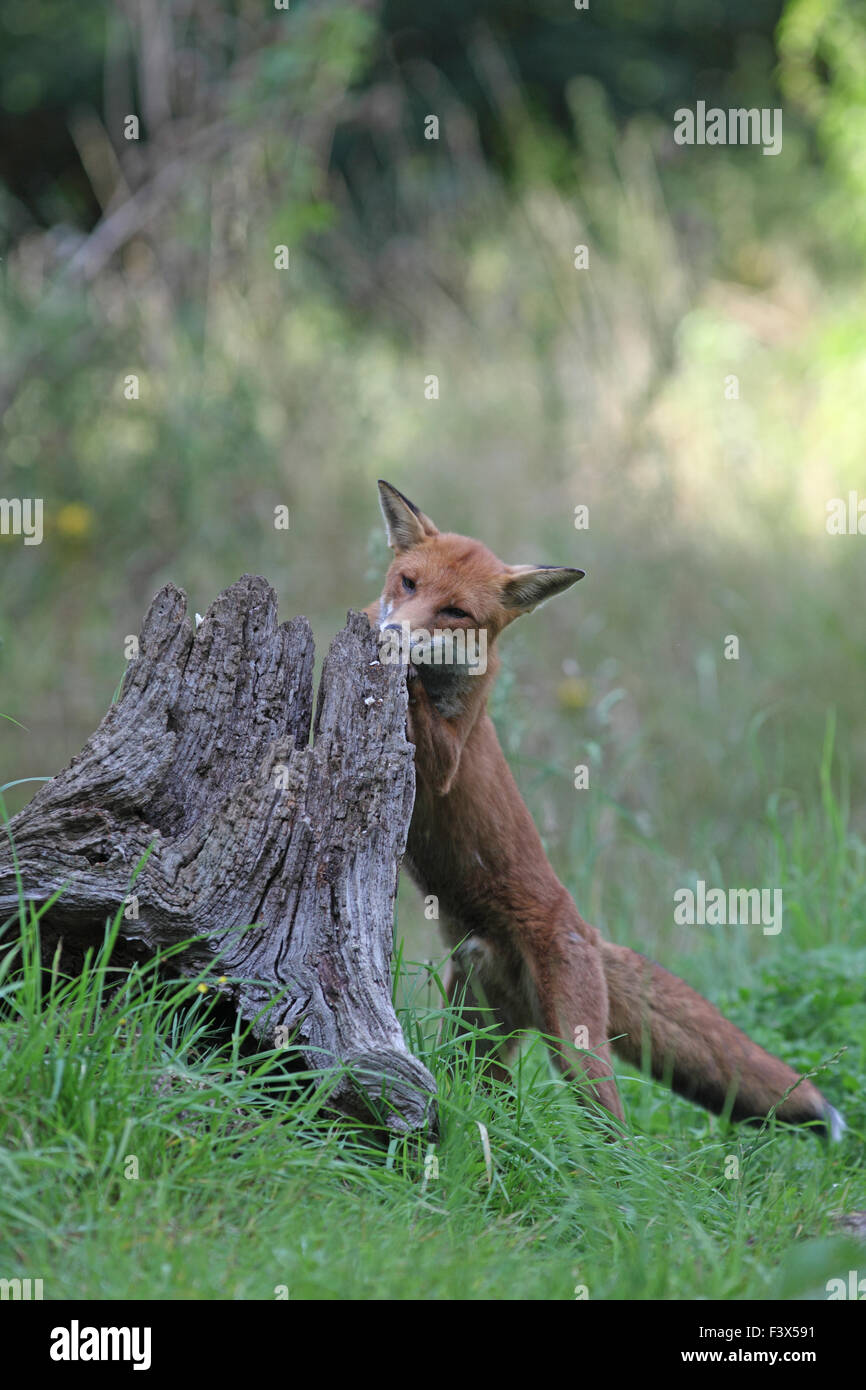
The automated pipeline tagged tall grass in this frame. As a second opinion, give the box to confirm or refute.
[0,779,863,1300]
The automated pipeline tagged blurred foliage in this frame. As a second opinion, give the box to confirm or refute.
[375,0,786,163]
[778,0,866,251]
[0,0,104,228]
[0,0,789,232]
[0,0,864,976]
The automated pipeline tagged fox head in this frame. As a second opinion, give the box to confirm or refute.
[371,480,583,710]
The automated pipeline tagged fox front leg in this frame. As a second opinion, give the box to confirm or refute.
[528,919,626,1125]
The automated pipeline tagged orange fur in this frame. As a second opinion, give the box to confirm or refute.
[364,481,842,1136]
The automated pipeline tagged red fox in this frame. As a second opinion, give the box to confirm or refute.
[364,480,845,1138]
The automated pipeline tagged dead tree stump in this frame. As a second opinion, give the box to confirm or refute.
[0,575,437,1137]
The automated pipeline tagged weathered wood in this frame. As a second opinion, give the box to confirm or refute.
[0,575,437,1136]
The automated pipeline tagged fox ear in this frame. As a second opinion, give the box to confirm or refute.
[500,564,585,613]
[377,480,438,552]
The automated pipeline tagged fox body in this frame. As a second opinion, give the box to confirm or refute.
[364,481,844,1137]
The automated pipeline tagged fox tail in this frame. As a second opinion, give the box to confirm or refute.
[601,941,845,1139]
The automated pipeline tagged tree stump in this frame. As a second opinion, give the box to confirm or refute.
[0,575,437,1137]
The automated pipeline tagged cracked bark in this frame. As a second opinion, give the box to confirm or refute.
[0,575,437,1137]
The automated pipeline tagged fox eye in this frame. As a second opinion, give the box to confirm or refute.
[401,575,416,592]
[441,606,471,621]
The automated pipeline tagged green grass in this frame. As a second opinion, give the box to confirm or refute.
[0,776,863,1302]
